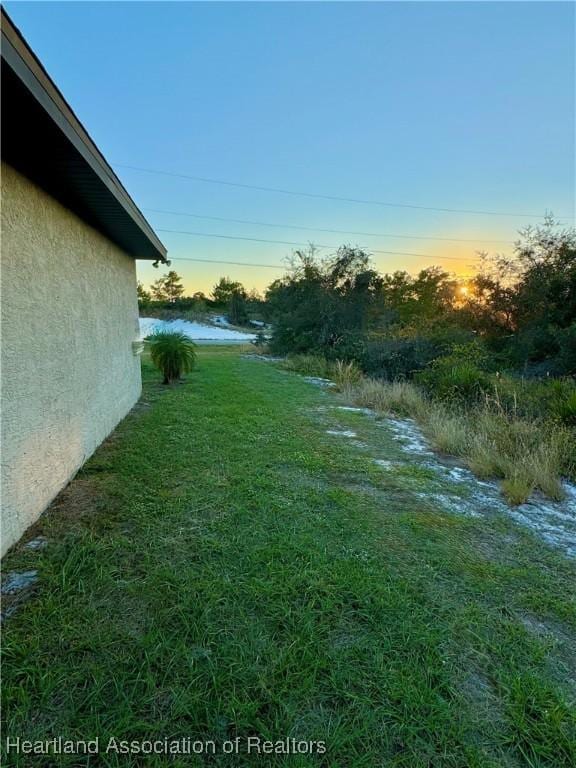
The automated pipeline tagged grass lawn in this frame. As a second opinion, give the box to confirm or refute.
[2,347,575,767]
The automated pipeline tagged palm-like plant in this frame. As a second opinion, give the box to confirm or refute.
[148,331,196,384]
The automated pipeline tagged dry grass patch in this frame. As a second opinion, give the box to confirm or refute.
[331,359,362,389]
[281,353,333,378]
[341,377,573,505]
[280,356,573,504]
[422,404,471,456]
[466,411,571,504]
[342,378,428,419]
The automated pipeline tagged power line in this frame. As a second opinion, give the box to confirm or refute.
[155,227,480,262]
[145,207,515,245]
[166,256,285,269]
[159,256,480,279]
[115,162,570,218]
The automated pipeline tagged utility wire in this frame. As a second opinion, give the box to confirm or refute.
[115,163,570,219]
[166,256,285,269]
[155,227,481,262]
[145,207,514,245]
[162,256,479,280]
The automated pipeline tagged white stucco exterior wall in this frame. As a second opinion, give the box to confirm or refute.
[1,162,142,556]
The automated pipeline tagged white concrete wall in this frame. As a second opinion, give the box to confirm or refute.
[1,162,142,556]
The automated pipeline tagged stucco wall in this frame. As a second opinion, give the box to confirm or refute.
[1,162,142,556]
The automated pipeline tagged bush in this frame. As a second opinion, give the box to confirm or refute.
[251,331,268,349]
[362,337,442,380]
[554,389,576,426]
[324,332,366,366]
[332,360,362,390]
[148,331,196,384]
[493,376,576,424]
[417,360,491,403]
[143,303,208,323]
[415,341,491,403]
[553,323,576,375]
[227,291,250,326]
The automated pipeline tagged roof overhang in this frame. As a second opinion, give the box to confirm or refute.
[1,8,167,263]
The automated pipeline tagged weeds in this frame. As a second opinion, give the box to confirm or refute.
[423,406,471,456]
[281,352,574,504]
[331,360,362,389]
[281,355,362,388]
[339,377,573,505]
[342,378,428,419]
[280,354,332,378]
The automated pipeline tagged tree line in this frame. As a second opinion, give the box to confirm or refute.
[265,218,576,381]
[138,274,264,327]
[139,217,575,382]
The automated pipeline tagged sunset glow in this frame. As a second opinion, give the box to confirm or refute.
[8,1,573,296]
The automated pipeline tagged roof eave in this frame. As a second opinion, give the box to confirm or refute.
[1,8,167,262]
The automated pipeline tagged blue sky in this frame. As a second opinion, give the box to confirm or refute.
[6,1,575,295]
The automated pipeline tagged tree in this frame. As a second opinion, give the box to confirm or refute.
[380,268,458,330]
[162,271,185,302]
[227,290,249,326]
[151,277,168,302]
[266,246,381,358]
[512,218,576,333]
[137,281,152,308]
[458,219,576,370]
[150,271,185,303]
[212,277,246,305]
[508,219,576,370]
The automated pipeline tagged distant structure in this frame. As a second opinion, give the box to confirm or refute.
[1,9,167,555]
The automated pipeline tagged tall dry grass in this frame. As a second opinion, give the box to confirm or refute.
[331,360,362,390]
[281,355,362,388]
[342,378,428,419]
[340,377,574,505]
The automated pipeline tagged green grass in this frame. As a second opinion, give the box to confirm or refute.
[2,348,576,767]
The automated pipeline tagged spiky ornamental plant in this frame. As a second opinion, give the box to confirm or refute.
[148,331,196,384]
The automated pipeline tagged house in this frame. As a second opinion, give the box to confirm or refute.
[1,9,167,556]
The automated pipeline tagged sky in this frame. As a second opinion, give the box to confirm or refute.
[5,1,575,296]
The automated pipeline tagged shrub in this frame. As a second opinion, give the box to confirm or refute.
[550,387,576,427]
[227,291,250,326]
[332,360,362,390]
[148,331,196,384]
[144,305,208,323]
[417,359,491,403]
[416,342,491,403]
[362,337,442,380]
[251,331,268,349]
[553,323,576,375]
[493,376,576,424]
[324,332,366,366]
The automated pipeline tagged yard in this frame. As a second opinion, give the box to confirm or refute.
[2,347,575,767]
